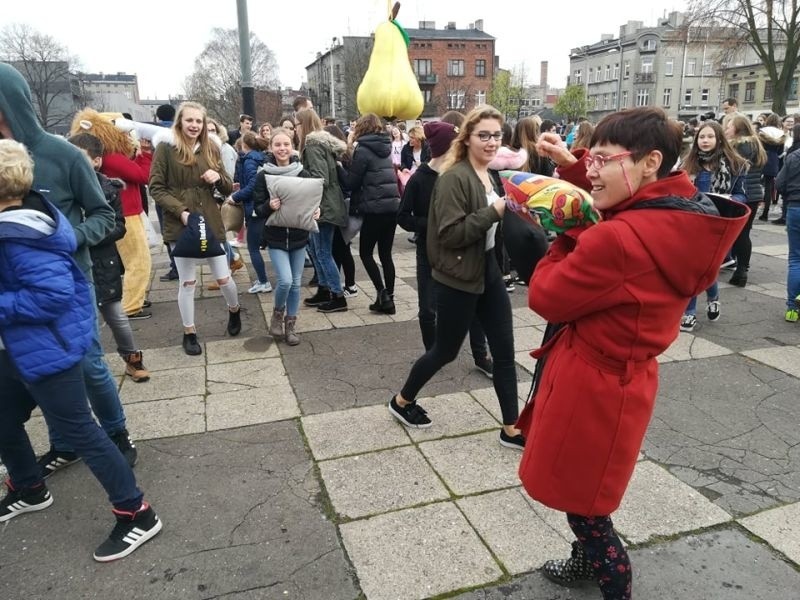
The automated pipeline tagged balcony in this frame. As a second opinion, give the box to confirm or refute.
[634,72,656,84]
[417,73,438,85]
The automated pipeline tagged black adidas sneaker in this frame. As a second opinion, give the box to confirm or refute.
[93,502,163,562]
[0,481,54,522]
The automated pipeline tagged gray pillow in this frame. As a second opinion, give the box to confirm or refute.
[265,175,324,232]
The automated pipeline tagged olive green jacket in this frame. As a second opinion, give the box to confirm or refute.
[149,137,233,243]
[301,130,348,227]
[427,160,501,294]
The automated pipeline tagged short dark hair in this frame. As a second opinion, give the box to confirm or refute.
[590,107,682,179]
[723,97,738,107]
[292,96,311,112]
[239,114,254,123]
[156,104,175,122]
[540,119,557,133]
[68,132,105,159]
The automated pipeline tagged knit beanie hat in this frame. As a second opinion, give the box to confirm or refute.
[424,121,459,158]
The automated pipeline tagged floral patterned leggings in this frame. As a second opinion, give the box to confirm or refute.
[567,513,632,600]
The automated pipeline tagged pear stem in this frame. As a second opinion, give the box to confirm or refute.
[391,2,400,20]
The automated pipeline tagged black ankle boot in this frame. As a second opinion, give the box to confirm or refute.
[182,333,202,356]
[729,270,748,287]
[541,541,595,586]
[304,287,330,307]
[379,289,395,314]
[227,308,241,336]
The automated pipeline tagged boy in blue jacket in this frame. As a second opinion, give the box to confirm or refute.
[0,140,162,562]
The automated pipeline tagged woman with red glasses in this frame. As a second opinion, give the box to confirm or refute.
[519,107,748,600]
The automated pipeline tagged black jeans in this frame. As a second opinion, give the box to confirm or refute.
[732,203,758,271]
[332,226,356,288]
[401,251,518,424]
[359,212,396,294]
[415,244,487,358]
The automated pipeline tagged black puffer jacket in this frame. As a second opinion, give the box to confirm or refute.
[733,139,765,203]
[343,133,399,215]
[400,140,431,171]
[90,173,126,306]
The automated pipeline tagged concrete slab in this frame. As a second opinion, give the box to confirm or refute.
[119,366,206,403]
[457,488,571,575]
[132,344,204,372]
[339,502,502,600]
[319,446,450,519]
[419,431,521,496]
[615,461,731,543]
[659,332,733,363]
[206,386,299,431]
[205,357,285,394]
[469,387,528,425]
[405,392,499,442]
[739,502,800,564]
[301,404,411,460]
[205,335,279,364]
[743,346,800,378]
[124,395,206,440]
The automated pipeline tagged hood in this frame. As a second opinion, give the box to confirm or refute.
[0,63,45,146]
[152,128,222,150]
[0,191,76,254]
[611,173,748,297]
[305,130,348,158]
[243,149,265,163]
[355,133,391,158]
[759,126,785,145]
[488,146,529,171]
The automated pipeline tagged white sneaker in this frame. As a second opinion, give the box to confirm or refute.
[680,314,697,332]
[343,286,359,297]
[248,282,273,294]
[229,240,244,248]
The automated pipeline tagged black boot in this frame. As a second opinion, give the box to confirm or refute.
[227,307,241,336]
[317,293,348,313]
[541,541,595,587]
[379,289,396,315]
[729,269,748,287]
[182,333,202,356]
[304,287,330,307]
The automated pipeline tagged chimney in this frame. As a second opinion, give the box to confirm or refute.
[446,22,456,30]
[540,61,548,90]
[474,19,484,31]
[419,21,435,29]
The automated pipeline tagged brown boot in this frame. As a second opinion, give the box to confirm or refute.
[123,351,150,383]
[284,316,300,346]
[269,308,285,338]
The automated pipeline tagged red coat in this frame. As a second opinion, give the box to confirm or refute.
[101,152,152,217]
[517,154,749,516]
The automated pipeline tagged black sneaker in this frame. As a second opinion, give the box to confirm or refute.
[142,299,152,309]
[37,447,81,479]
[499,429,525,450]
[109,429,138,468]
[317,294,348,313]
[304,287,330,307]
[159,268,179,282]
[0,481,54,522]
[227,307,242,336]
[343,286,359,298]
[183,333,202,355]
[388,396,432,429]
[93,502,163,562]
[127,309,152,320]
[474,356,494,380]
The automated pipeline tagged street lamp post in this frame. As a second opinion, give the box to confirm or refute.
[329,37,337,119]
[236,0,255,120]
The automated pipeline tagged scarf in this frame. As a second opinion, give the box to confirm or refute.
[261,161,303,178]
[698,150,733,194]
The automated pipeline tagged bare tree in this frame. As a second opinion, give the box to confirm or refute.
[341,38,373,120]
[185,28,280,129]
[0,24,82,132]
[688,0,800,114]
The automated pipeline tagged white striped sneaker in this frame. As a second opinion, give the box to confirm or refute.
[37,447,81,479]
[93,502,163,562]
[0,482,54,522]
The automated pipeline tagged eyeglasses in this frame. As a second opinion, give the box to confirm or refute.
[584,151,632,171]
[472,131,503,142]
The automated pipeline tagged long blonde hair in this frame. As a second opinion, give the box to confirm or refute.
[173,101,222,170]
[726,114,767,168]
[440,105,504,172]
[296,109,323,152]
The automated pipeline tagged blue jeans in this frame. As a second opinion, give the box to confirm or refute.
[685,281,719,316]
[268,246,307,316]
[309,222,342,294]
[0,352,142,511]
[243,204,269,285]
[787,205,800,309]
[49,285,126,451]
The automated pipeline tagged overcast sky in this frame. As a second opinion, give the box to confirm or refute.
[5,0,686,99]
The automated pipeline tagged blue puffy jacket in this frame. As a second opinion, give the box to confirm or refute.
[0,192,94,382]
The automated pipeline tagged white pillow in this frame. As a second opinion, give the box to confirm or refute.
[265,175,324,232]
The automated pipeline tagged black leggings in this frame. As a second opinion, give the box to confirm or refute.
[400,252,518,424]
[568,513,631,600]
[732,204,758,271]
[359,213,397,294]
[332,227,355,288]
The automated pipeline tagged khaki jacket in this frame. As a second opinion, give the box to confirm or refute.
[300,130,348,227]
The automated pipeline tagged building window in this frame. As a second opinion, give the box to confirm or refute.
[624,61,630,78]
[641,57,653,74]
[728,83,739,99]
[703,61,713,75]
[605,65,611,80]
[532,98,542,107]
[686,59,696,76]
[611,91,617,108]
[744,81,756,102]
[764,80,774,102]
[588,67,594,83]
[448,90,466,109]
[422,89,432,103]
[665,58,674,76]
[475,90,486,105]
[475,59,486,77]
[684,89,693,105]
[602,93,608,109]
[642,38,657,51]
[701,88,710,105]
[613,63,620,79]
[636,89,650,106]
[574,69,582,84]
[790,78,798,101]
[414,59,432,76]
[622,90,629,107]
[447,60,465,76]
[663,88,671,107]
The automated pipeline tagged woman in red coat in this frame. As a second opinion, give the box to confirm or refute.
[517,107,748,599]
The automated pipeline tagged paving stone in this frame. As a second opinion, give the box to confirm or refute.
[124,395,206,440]
[320,446,450,519]
[469,387,528,425]
[739,502,800,564]
[326,310,366,328]
[615,461,731,543]
[405,392,499,442]
[22,415,49,456]
[743,346,800,378]
[206,357,285,394]
[206,385,299,431]
[293,307,333,332]
[301,404,411,460]
[659,332,733,363]
[515,350,537,373]
[753,244,790,258]
[133,344,204,372]
[457,488,571,575]
[339,502,502,600]
[103,352,125,377]
[119,366,206,403]
[205,335,279,364]
[419,431,521,496]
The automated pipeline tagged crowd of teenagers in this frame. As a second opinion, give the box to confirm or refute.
[0,55,795,599]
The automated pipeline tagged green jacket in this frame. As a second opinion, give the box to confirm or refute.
[427,160,501,294]
[300,130,347,227]
[149,136,233,243]
[0,63,114,278]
